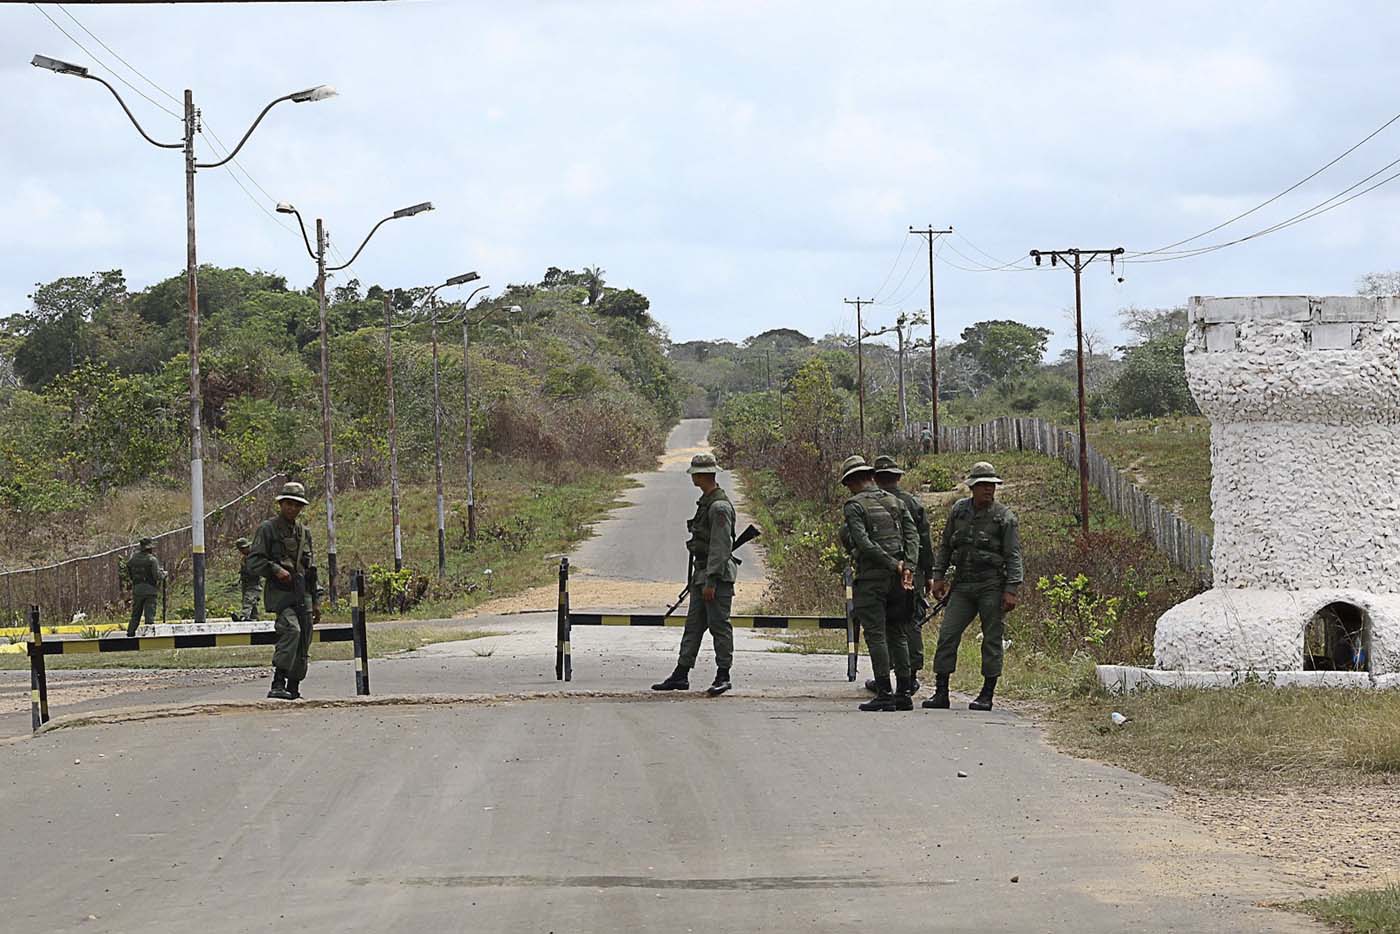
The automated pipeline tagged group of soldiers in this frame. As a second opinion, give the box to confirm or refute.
[653,451,1024,711]
[127,481,321,701]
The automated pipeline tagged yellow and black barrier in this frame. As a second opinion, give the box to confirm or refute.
[554,559,860,682]
[25,568,373,732]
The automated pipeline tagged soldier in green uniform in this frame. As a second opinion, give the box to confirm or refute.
[247,482,321,700]
[869,454,934,694]
[652,452,738,697]
[838,455,920,712]
[925,461,1023,711]
[234,537,261,622]
[125,537,165,637]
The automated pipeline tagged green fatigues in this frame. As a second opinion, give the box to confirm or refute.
[247,516,317,682]
[238,554,261,621]
[931,498,1024,678]
[841,486,919,681]
[678,487,737,670]
[126,551,164,636]
[887,487,935,674]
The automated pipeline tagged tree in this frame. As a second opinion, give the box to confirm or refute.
[1357,271,1400,297]
[14,270,127,388]
[596,287,651,325]
[1118,305,1187,344]
[1110,332,1196,417]
[582,265,606,306]
[956,319,1050,386]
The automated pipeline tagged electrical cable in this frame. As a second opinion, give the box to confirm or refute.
[868,231,913,303]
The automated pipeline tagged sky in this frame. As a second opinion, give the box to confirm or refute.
[5,0,1400,356]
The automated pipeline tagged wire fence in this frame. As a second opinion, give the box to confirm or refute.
[935,416,1213,583]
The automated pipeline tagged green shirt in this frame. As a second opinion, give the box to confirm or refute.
[841,485,919,581]
[932,497,1024,593]
[247,515,315,612]
[887,486,935,583]
[686,487,737,585]
[126,551,164,598]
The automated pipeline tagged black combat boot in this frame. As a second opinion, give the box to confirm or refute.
[968,677,997,711]
[651,665,691,691]
[921,672,951,709]
[863,678,881,694]
[706,667,732,697]
[267,670,294,700]
[285,678,301,700]
[858,675,898,711]
[894,672,915,711]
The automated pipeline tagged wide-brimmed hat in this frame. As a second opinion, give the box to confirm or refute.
[687,452,721,475]
[275,481,310,505]
[872,454,904,476]
[139,537,155,551]
[839,454,874,483]
[235,537,251,549]
[966,461,1004,486]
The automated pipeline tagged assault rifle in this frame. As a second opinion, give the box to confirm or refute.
[663,523,761,618]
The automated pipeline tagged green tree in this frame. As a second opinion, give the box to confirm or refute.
[956,320,1051,386]
[1111,332,1196,417]
[14,270,127,388]
[596,288,651,325]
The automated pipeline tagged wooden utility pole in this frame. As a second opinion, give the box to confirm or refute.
[1028,247,1124,534]
[910,226,953,452]
[844,296,873,446]
[383,295,403,572]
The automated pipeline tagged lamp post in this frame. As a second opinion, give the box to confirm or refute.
[423,273,482,578]
[275,200,434,602]
[463,301,521,540]
[32,53,335,624]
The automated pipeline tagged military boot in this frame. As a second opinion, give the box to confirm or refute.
[651,665,690,691]
[894,672,915,711]
[267,670,294,700]
[921,672,951,709]
[706,667,732,697]
[858,675,898,711]
[863,678,881,694]
[969,677,997,711]
[285,679,302,700]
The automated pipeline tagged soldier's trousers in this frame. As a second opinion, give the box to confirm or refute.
[128,595,157,636]
[855,573,910,680]
[678,581,734,670]
[932,580,1005,678]
[272,601,313,682]
[240,585,261,621]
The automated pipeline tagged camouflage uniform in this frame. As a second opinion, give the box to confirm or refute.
[126,538,165,637]
[246,483,319,697]
[236,537,261,622]
[873,455,935,676]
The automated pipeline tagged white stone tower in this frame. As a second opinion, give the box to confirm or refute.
[1154,295,1400,676]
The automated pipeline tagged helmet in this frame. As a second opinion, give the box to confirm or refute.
[686,452,721,475]
[839,455,874,483]
[966,461,1004,486]
[275,481,310,505]
[872,454,904,476]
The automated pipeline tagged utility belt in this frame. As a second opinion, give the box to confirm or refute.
[954,548,1004,571]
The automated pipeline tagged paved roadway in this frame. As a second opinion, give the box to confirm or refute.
[0,420,1320,933]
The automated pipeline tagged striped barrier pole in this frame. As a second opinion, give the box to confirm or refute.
[353,570,370,696]
[556,558,571,682]
[844,567,857,682]
[29,604,50,731]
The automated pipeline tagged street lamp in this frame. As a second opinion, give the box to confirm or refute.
[463,301,520,540]
[33,53,335,624]
[276,200,434,602]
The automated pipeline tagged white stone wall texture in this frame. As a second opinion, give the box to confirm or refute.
[1154,296,1400,677]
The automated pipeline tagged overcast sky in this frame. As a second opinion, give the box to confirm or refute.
[5,1,1400,354]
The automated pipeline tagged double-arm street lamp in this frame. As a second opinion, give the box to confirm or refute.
[275,201,434,602]
[32,53,336,624]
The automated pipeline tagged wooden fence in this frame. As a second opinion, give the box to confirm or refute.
[936,416,1213,583]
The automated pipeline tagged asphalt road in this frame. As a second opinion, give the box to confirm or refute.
[0,419,1321,932]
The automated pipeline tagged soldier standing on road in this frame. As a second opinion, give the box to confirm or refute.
[247,482,321,701]
[838,455,920,712]
[652,452,738,697]
[125,537,166,637]
[234,537,260,622]
[870,454,935,694]
[925,461,1024,712]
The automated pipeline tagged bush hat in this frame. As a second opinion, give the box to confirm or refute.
[966,461,1004,486]
[872,454,904,476]
[235,537,252,549]
[276,481,310,505]
[687,452,721,475]
[840,454,875,483]
[139,537,155,551]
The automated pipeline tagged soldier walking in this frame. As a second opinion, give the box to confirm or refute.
[234,537,261,622]
[125,537,166,637]
[926,461,1023,711]
[838,455,919,712]
[247,482,320,700]
[869,454,934,694]
[652,452,738,697]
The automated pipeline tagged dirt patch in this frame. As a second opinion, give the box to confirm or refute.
[458,575,770,617]
[0,667,259,717]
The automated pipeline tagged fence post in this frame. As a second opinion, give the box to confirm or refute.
[351,570,370,696]
[556,558,571,682]
[844,566,857,682]
[28,605,49,731]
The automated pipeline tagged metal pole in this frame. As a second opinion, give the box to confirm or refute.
[430,296,447,579]
[184,89,208,624]
[1072,251,1090,535]
[844,567,857,682]
[556,557,569,681]
[316,218,339,604]
[928,235,938,452]
[462,315,478,541]
[384,296,403,572]
[353,569,370,695]
[29,605,49,728]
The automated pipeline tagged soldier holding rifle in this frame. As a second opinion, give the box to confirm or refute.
[652,452,738,696]
[125,537,166,637]
[247,482,321,701]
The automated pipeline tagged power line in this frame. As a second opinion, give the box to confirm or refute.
[55,3,181,107]
[868,231,912,303]
[31,3,181,120]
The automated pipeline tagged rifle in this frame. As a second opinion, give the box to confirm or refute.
[663,523,761,618]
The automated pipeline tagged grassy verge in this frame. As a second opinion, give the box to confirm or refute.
[0,626,490,670]
[1294,886,1400,933]
[1085,416,1212,532]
